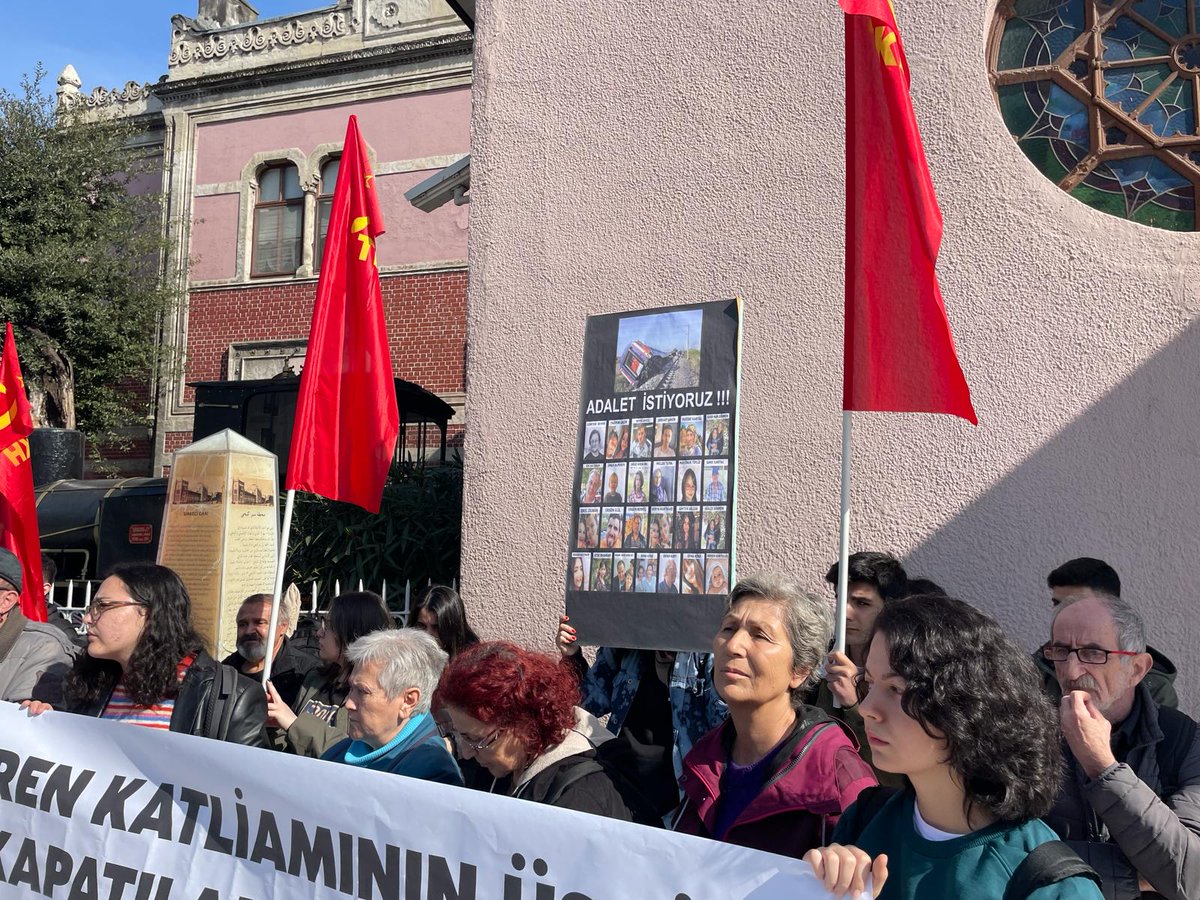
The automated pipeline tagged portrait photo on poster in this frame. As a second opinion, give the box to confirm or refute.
[630,417,656,458]
[567,299,740,651]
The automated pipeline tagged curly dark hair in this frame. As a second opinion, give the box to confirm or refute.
[436,641,578,759]
[67,563,206,708]
[826,551,908,602]
[872,594,1062,823]
[406,584,479,659]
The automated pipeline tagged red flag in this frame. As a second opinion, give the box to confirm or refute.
[841,0,977,424]
[286,116,398,512]
[0,323,46,620]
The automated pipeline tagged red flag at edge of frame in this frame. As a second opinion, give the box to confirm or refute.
[840,0,977,424]
[0,323,46,620]
[286,116,399,512]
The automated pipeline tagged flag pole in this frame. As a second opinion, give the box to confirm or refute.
[262,488,296,684]
[834,410,852,655]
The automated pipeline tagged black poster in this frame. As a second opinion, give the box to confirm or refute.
[565,299,740,652]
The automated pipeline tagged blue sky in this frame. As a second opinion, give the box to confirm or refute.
[0,1,315,96]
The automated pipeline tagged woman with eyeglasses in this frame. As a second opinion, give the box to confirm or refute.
[804,595,1104,899]
[266,590,392,759]
[437,641,659,823]
[22,563,268,746]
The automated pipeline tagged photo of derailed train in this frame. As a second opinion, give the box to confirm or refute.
[618,341,682,390]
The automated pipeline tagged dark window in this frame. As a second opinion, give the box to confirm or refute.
[314,157,341,272]
[252,163,304,276]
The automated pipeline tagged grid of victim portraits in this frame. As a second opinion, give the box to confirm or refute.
[573,413,730,596]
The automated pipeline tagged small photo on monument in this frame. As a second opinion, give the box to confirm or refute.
[614,552,636,593]
[172,476,224,505]
[614,308,703,393]
[635,554,659,592]
[677,461,701,504]
[657,553,681,593]
[705,413,730,457]
[629,418,656,458]
[703,459,729,503]
[681,554,706,594]
[649,461,675,504]
[675,506,700,550]
[626,461,650,503]
[231,477,275,506]
[600,507,625,550]
[568,553,591,593]
[705,555,730,595]
[590,553,614,592]
[650,506,674,550]
[624,507,649,548]
[678,416,704,458]
[603,463,627,504]
[579,464,605,505]
[702,507,727,551]
[576,509,600,549]
[582,421,606,461]
[606,419,630,460]
[653,417,678,458]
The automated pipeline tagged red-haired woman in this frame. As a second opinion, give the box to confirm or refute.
[437,641,656,823]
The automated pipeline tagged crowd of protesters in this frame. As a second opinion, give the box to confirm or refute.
[4,544,1197,899]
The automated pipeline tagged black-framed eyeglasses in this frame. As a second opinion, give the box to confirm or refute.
[1041,642,1139,666]
[85,600,145,620]
[453,728,500,753]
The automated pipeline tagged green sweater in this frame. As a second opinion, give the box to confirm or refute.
[832,791,1104,900]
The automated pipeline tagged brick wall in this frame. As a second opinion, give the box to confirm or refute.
[184,270,467,400]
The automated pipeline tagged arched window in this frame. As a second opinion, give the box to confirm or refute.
[252,163,304,276]
[989,0,1200,231]
[314,156,341,272]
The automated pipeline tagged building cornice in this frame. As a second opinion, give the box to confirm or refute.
[153,31,472,104]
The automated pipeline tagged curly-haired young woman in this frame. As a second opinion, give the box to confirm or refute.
[437,641,657,823]
[805,594,1104,900]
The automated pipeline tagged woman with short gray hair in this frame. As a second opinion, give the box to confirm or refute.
[672,574,875,858]
[321,629,463,784]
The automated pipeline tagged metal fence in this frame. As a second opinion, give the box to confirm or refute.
[48,576,458,630]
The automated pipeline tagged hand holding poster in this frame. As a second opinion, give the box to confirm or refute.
[0,705,844,899]
[566,300,741,651]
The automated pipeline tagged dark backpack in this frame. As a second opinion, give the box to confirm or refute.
[201,664,240,741]
[844,787,1102,900]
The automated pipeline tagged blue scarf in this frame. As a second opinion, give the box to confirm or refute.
[340,711,431,767]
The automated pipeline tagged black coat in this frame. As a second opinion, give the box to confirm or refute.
[71,651,269,748]
[514,745,661,826]
[223,636,320,710]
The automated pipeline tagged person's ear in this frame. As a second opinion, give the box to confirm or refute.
[1128,651,1153,685]
[790,666,811,692]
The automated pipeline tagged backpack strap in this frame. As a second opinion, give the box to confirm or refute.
[540,757,606,807]
[202,665,238,741]
[1002,841,1101,900]
[839,785,900,843]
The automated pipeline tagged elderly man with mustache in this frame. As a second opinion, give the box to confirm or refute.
[1040,589,1200,900]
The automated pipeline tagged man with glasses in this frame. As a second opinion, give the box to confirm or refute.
[1034,557,1178,709]
[0,548,75,703]
[1041,590,1200,899]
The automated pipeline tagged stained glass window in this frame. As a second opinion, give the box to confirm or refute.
[990,0,1200,230]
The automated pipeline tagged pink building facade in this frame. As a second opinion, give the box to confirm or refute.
[60,0,472,473]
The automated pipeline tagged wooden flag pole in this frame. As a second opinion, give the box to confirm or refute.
[262,488,297,684]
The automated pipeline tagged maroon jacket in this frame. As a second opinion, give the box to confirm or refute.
[672,707,877,859]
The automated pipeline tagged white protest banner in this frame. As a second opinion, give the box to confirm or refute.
[0,704,844,900]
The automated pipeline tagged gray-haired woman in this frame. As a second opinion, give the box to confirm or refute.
[672,574,876,859]
[321,629,463,785]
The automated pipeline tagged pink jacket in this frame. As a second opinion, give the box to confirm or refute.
[673,709,877,859]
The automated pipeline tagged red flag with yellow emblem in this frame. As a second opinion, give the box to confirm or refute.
[286,116,398,512]
[0,323,46,620]
[840,0,976,423]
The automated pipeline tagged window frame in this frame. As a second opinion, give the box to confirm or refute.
[250,162,305,278]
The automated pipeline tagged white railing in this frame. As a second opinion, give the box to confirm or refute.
[48,577,459,626]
